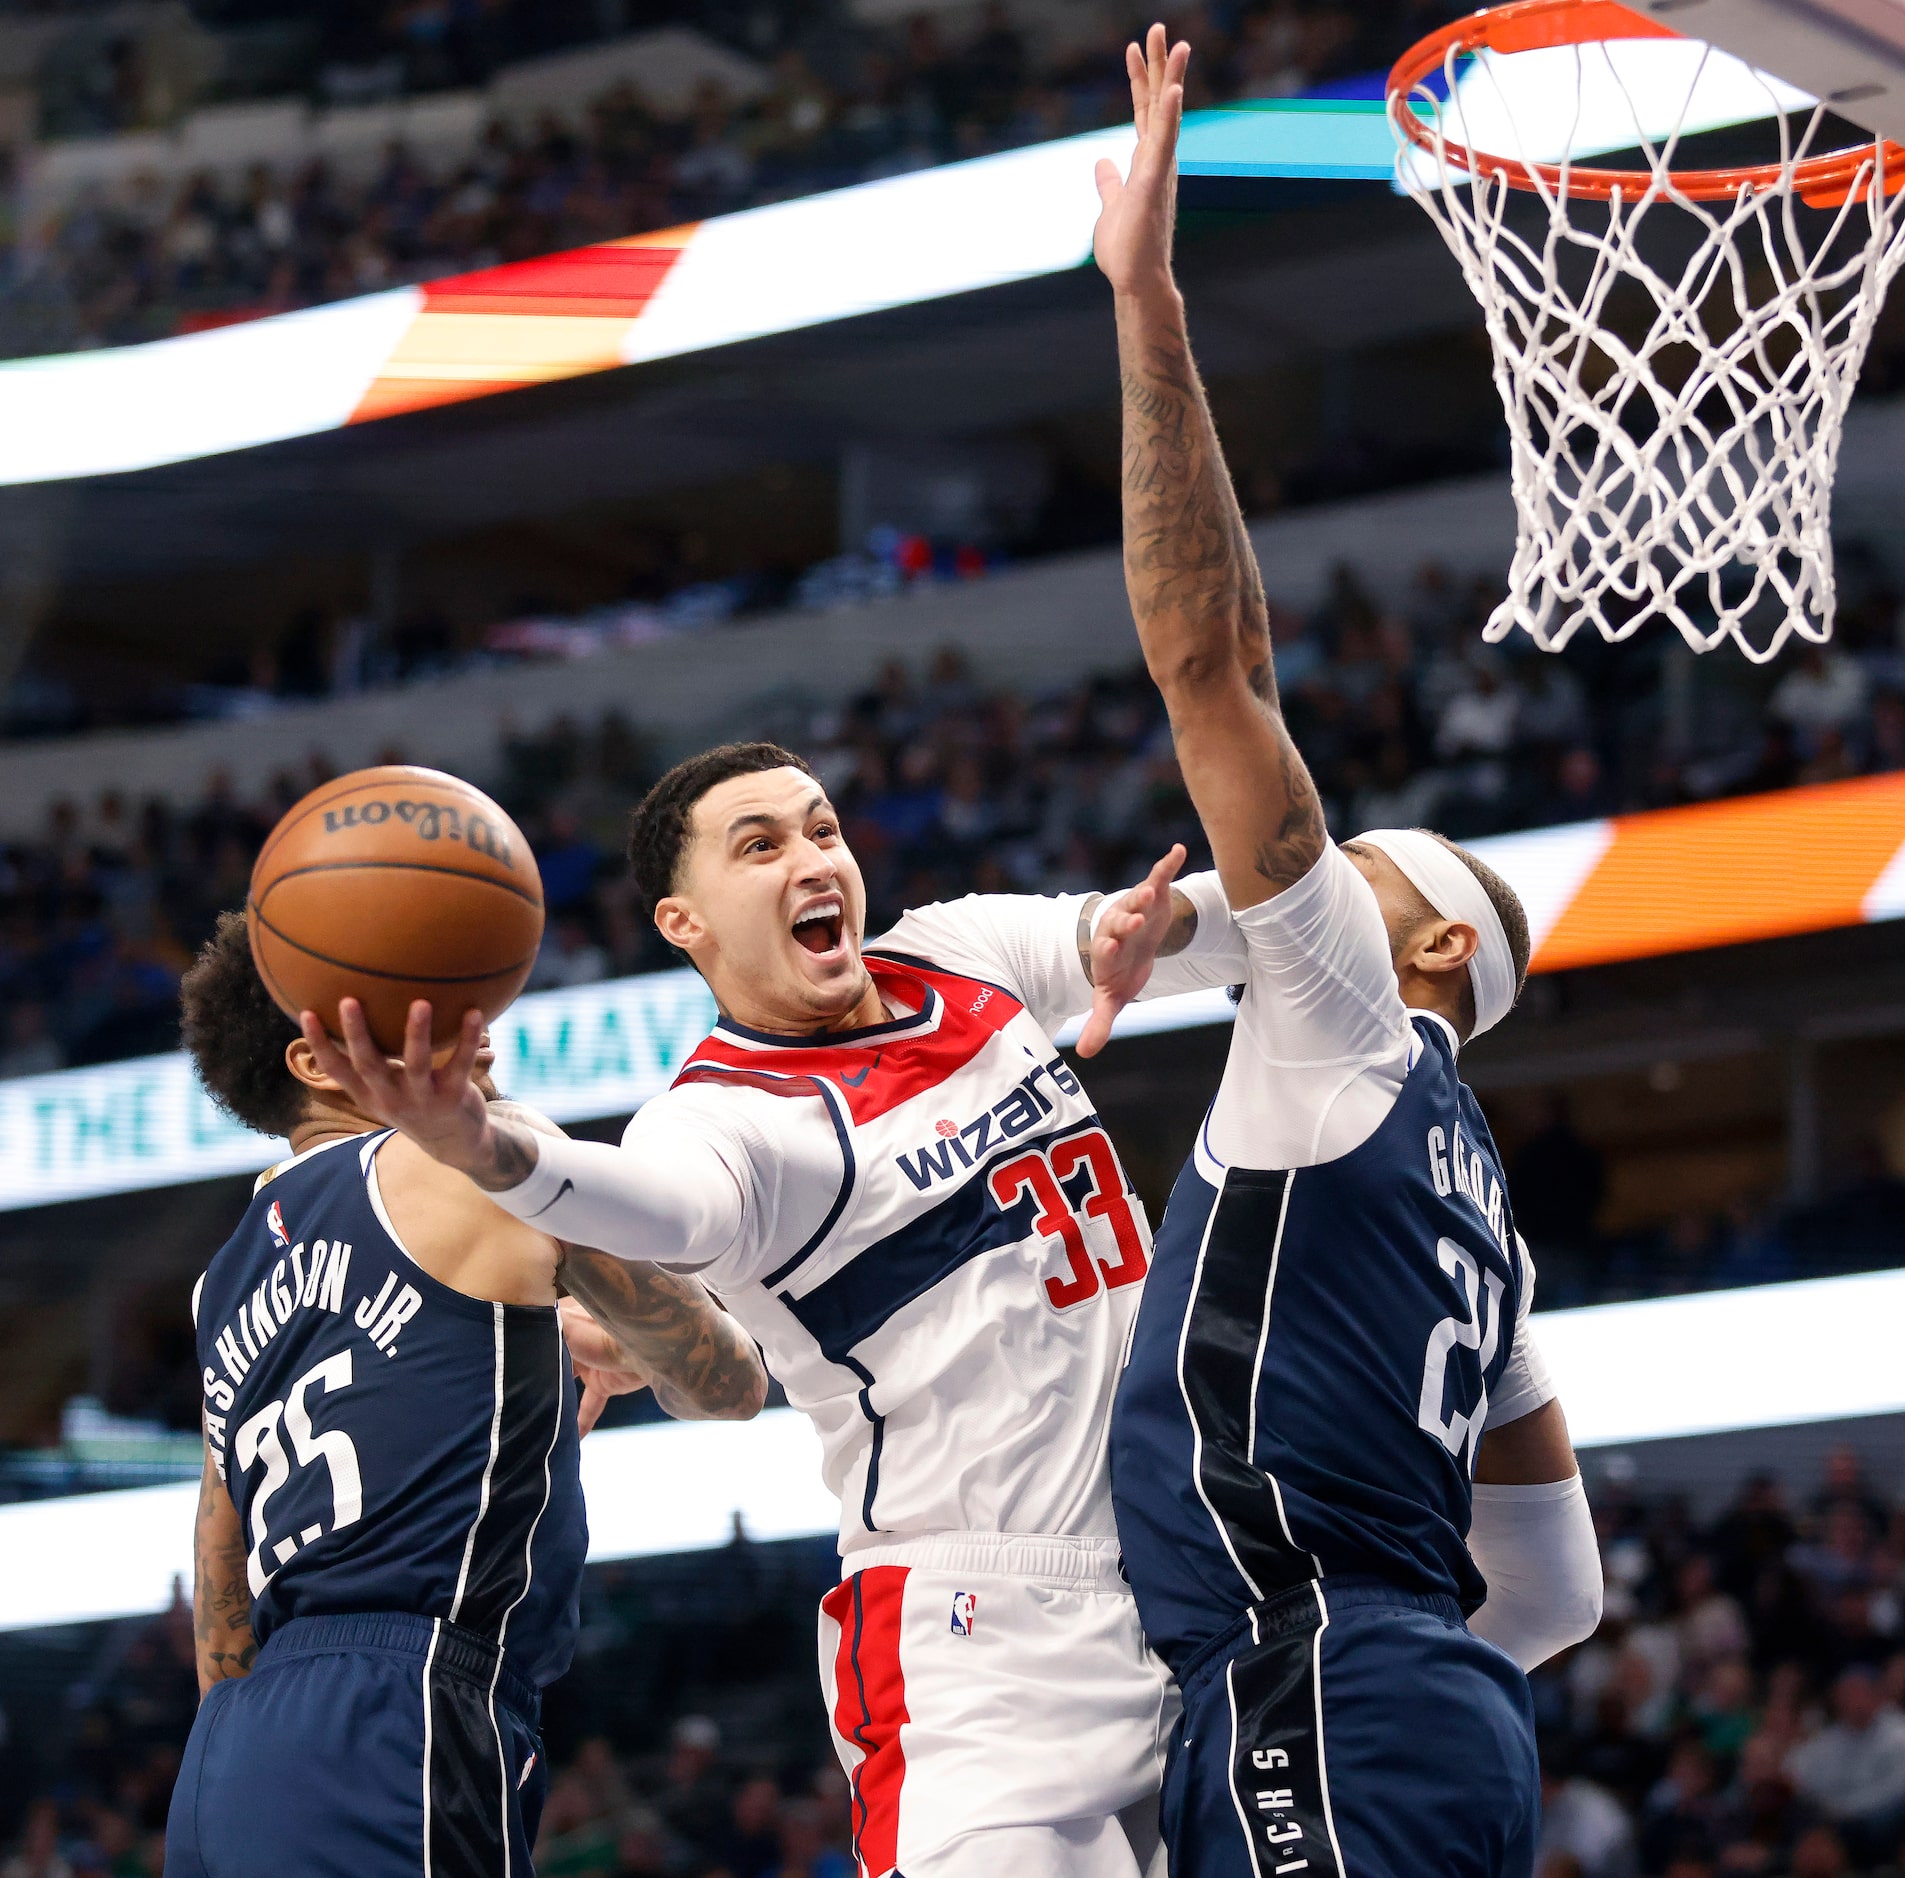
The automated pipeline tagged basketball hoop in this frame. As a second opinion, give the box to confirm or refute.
[1388,0,1905,661]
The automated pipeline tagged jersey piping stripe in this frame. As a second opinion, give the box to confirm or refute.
[451,1307,508,1623]
[863,947,1020,1009]
[843,1353,885,1535]
[1258,1175,1321,1578]
[820,1579,869,1857]
[1224,1653,1269,1878]
[1178,1167,1323,1600]
[714,980,941,1048]
[823,1566,908,1878]
[455,1311,566,1634]
[666,1064,859,1293]
[421,1617,441,1877]
[1176,1168,1262,1602]
[1309,1584,1348,1874]
[765,1078,854,1289]
[487,1324,567,1877]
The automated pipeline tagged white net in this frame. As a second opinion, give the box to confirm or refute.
[1392,30,1905,662]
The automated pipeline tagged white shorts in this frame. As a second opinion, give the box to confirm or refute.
[817,1532,1175,1878]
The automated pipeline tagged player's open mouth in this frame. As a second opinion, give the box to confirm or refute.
[792,897,845,959]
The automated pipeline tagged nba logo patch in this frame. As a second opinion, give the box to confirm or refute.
[266,1200,291,1249]
[949,1592,977,1637]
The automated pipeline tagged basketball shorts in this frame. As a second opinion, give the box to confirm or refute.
[1162,1577,1539,1878]
[165,1611,547,1878]
[819,1533,1175,1878]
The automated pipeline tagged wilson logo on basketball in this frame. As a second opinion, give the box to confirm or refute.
[321,797,514,867]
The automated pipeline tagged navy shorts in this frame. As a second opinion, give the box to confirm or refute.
[1162,1577,1539,1878]
[165,1612,547,1878]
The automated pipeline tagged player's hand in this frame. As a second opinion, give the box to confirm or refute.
[560,1298,651,1437]
[1093,23,1189,301]
[1076,843,1187,1059]
[299,998,495,1174]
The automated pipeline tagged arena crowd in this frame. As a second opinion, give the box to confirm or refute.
[6,0,1375,356]
[6,1455,1905,1877]
[2,551,1901,1085]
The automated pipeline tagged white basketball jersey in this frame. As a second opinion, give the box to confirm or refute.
[638,911,1154,1559]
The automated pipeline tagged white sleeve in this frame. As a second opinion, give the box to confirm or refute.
[483,1083,838,1290]
[1466,1476,1603,1671]
[1204,842,1415,1169]
[872,892,1094,1037]
[876,875,1253,1040]
[1487,1236,1557,1429]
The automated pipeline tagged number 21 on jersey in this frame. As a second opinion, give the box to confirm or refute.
[1416,1237,1503,1470]
[988,1126,1149,1310]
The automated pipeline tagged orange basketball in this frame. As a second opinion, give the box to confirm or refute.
[248,765,545,1053]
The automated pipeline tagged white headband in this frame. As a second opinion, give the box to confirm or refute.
[1353,829,1517,1040]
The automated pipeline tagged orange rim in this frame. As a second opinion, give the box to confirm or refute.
[1387,0,1905,204]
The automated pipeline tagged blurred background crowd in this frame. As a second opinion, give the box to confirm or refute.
[0,0,1389,357]
[4,542,1900,1085]
[10,1454,1905,1877]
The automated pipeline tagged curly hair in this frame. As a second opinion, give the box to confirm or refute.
[626,740,818,919]
[180,910,309,1139]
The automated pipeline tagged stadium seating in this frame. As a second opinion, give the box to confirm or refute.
[7,1455,1905,1876]
[0,0,1375,356]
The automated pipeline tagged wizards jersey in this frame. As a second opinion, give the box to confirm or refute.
[655,935,1154,1558]
[1109,1016,1528,1675]
[193,1131,586,1689]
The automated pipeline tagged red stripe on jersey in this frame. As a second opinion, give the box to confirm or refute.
[823,1568,910,1878]
[676,958,1024,1126]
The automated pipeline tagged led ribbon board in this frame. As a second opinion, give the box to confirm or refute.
[0,41,1821,486]
[0,100,1422,485]
[0,772,1902,1213]
[4,1263,1903,1630]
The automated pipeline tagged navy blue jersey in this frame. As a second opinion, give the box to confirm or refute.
[194,1130,586,1689]
[1110,1017,1526,1674]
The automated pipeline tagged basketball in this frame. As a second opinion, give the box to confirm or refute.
[247,765,544,1053]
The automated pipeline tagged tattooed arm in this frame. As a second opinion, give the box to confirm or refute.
[558,1245,767,1423]
[1092,27,1326,913]
[193,1442,255,1697]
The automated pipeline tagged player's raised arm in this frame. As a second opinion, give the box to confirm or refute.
[1093,24,1324,913]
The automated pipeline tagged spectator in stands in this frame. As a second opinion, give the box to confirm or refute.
[1719,1728,1814,1872]
[1511,1094,1608,1258]
[1787,1665,1905,1860]
[1538,1744,1638,1878]
[1815,1448,1892,1540]
[1792,1824,1856,1876]
[656,1714,730,1853]
[0,1001,61,1078]
[1770,646,1872,749]
[0,1801,71,1878]
[725,1774,785,1878]
[529,912,610,989]
[1639,1737,1729,1872]
[768,1797,853,1878]
[1677,1555,1752,1684]
[1540,745,1619,824]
